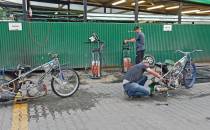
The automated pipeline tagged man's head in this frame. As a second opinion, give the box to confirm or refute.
[133,26,142,33]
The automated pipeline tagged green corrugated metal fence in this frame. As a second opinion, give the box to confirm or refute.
[0,22,210,68]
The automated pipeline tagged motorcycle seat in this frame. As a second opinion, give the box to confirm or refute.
[155,62,167,67]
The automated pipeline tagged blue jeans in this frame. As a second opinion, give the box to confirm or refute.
[123,76,150,97]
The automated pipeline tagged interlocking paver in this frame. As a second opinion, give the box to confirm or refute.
[0,104,12,130]
[1,80,210,130]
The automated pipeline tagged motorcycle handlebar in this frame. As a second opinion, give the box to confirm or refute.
[176,49,203,54]
[191,49,203,53]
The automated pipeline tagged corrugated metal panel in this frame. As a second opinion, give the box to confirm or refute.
[0,22,210,68]
[143,24,210,62]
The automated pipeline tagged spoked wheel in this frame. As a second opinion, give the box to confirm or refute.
[0,79,17,102]
[51,69,80,97]
[183,63,196,89]
[0,79,16,92]
[143,55,155,67]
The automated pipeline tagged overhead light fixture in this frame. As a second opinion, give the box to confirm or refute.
[147,5,165,10]
[112,0,126,6]
[196,10,210,14]
[165,6,179,10]
[182,10,200,14]
[131,1,146,6]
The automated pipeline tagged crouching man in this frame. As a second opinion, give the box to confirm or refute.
[123,61,165,98]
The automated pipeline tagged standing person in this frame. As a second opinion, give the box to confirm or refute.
[124,26,145,64]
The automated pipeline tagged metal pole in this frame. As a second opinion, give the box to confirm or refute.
[68,2,70,21]
[22,0,27,21]
[27,0,30,9]
[83,0,87,22]
[67,3,70,11]
[28,0,32,20]
[178,2,182,24]
[134,0,138,23]
[104,7,106,13]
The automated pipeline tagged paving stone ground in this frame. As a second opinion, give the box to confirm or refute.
[1,65,210,130]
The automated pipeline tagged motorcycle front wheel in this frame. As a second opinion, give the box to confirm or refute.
[143,55,155,67]
[51,69,80,97]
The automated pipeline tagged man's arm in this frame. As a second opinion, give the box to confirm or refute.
[124,38,136,43]
[146,68,161,78]
[146,68,168,83]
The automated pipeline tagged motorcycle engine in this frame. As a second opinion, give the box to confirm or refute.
[168,74,183,89]
[26,81,47,97]
[24,81,38,97]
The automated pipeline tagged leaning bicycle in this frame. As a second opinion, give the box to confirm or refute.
[0,53,80,102]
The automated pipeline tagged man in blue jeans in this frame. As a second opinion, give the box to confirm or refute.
[124,26,145,64]
[123,61,165,97]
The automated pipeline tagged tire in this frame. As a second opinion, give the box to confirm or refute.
[143,55,155,67]
[183,63,196,89]
[51,69,80,97]
[0,79,16,92]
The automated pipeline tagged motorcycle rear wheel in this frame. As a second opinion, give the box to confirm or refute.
[183,63,196,89]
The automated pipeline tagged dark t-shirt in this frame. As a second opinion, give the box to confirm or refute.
[136,32,145,51]
[124,63,147,82]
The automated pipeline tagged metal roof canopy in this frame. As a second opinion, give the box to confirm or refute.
[2,1,210,13]
[1,0,210,22]
[30,0,210,5]
[27,0,210,22]
[28,0,210,15]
